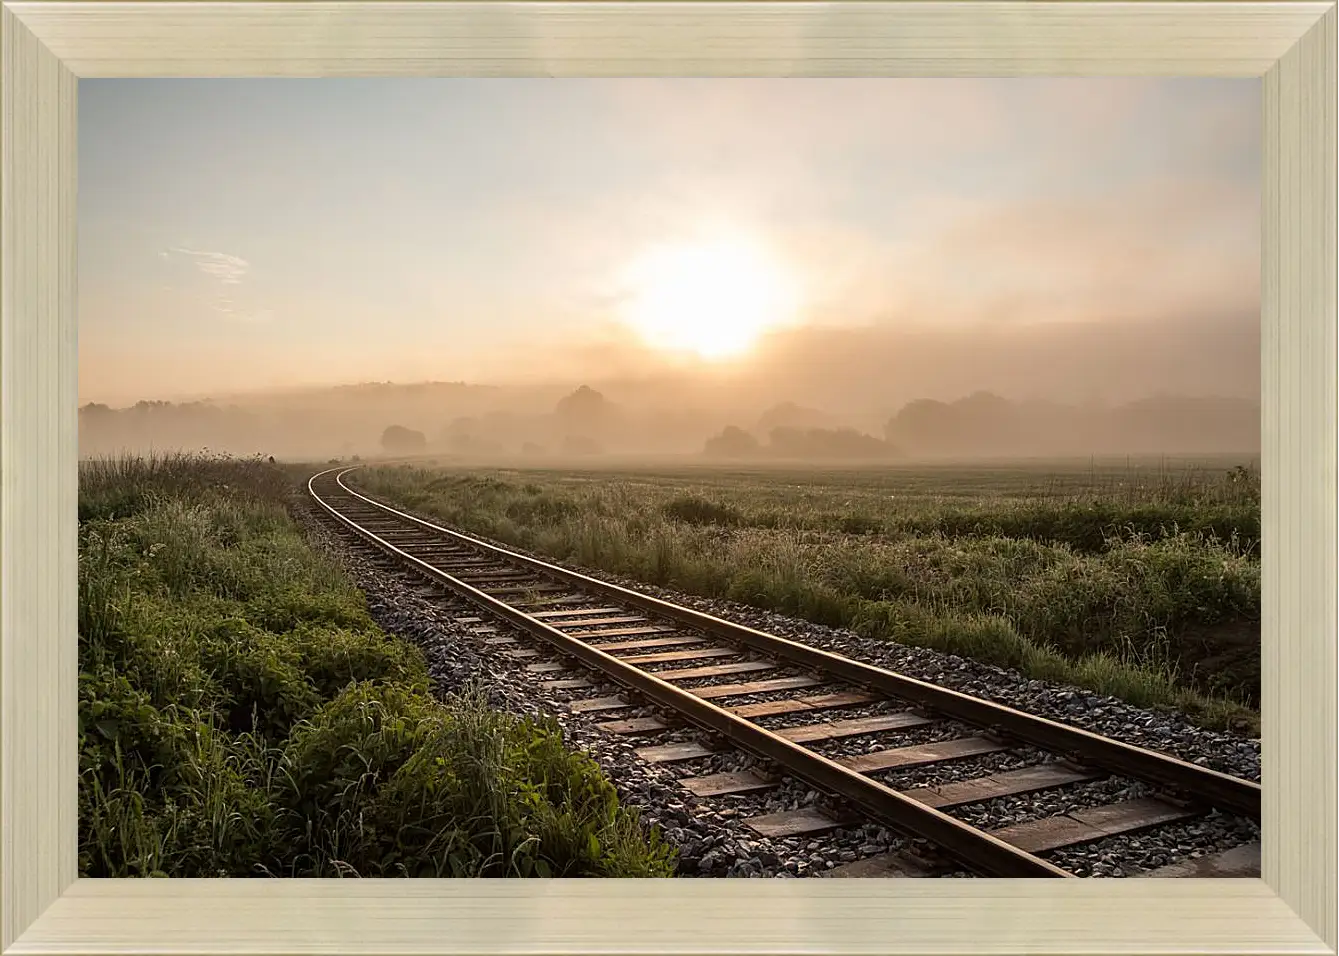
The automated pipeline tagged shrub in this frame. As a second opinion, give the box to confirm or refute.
[79,453,674,878]
[197,619,321,738]
[279,684,677,877]
[289,623,431,699]
[660,495,744,527]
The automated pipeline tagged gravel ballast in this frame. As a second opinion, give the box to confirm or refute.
[296,492,1261,879]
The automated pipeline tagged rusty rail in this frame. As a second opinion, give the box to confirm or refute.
[320,466,1260,822]
[309,467,1073,878]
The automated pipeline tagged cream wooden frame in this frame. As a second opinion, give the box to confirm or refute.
[1,2,1333,953]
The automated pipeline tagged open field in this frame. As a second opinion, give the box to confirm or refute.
[78,454,675,878]
[353,457,1261,734]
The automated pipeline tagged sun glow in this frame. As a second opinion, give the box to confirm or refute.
[621,236,799,360]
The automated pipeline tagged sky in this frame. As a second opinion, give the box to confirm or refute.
[78,78,1260,406]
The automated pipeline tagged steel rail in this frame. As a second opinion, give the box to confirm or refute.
[309,467,1073,878]
[322,465,1261,822]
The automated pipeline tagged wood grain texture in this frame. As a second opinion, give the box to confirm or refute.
[12,879,1333,955]
[0,2,1334,955]
[1261,5,1338,945]
[0,4,77,951]
[3,2,1333,77]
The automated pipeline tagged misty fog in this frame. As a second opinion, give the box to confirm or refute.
[79,310,1260,463]
[79,80,1260,465]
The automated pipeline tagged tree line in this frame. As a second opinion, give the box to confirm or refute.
[702,391,1259,461]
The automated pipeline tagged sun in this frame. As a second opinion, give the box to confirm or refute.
[621,236,798,360]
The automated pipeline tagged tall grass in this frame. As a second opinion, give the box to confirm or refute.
[79,452,675,878]
[356,463,1260,734]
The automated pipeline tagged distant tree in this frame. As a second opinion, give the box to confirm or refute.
[555,385,607,420]
[754,402,833,436]
[953,391,1017,445]
[767,427,897,460]
[380,424,427,454]
[885,392,1019,456]
[703,425,760,458]
[552,386,617,453]
[884,399,956,452]
[554,386,615,438]
[442,416,478,440]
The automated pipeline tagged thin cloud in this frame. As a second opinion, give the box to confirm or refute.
[160,246,268,321]
[169,247,249,285]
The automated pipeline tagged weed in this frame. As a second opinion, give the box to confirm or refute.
[356,461,1260,733]
[79,453,675,877]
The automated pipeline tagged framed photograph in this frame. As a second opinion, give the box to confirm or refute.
[2,2,1334,955]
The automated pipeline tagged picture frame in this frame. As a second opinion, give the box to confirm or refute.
[2,2,1333,954]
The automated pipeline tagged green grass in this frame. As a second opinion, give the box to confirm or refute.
[354,459,1261,734]
[78,452,676,878]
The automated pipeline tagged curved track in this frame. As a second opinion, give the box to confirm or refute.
[309,466,1261,879]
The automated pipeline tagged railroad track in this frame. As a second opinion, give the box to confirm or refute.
[308,466,1262,879]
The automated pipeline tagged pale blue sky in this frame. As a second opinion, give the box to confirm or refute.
[79,78,1259,404]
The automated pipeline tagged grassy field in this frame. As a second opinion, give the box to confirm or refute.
[78,454,675,877]
[354,457,1261,734]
